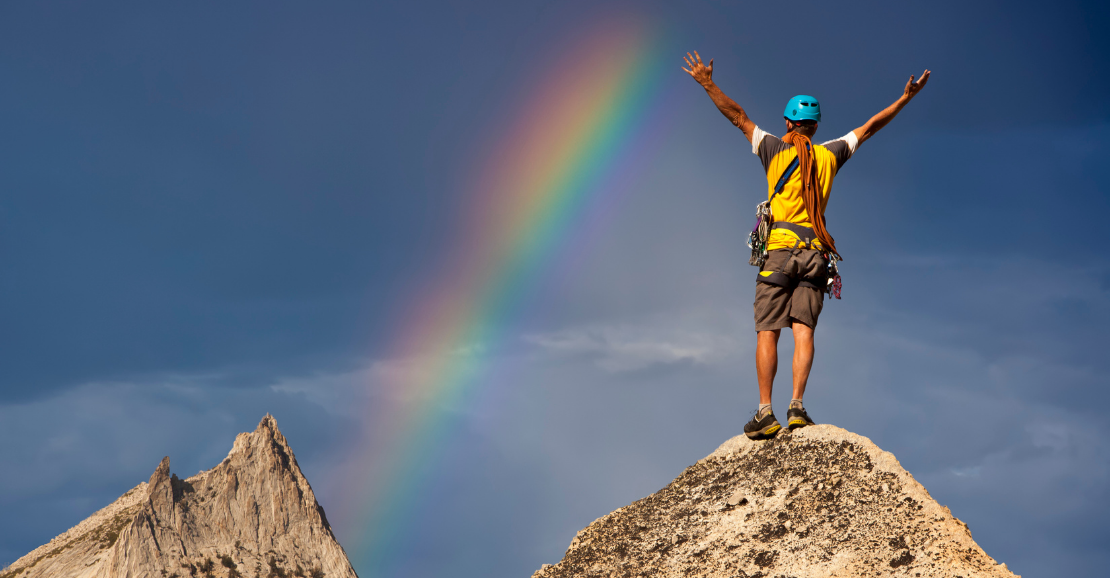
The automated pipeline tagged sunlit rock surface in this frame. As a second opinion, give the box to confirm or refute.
[2,415,357,578]
[533,424,1017,578]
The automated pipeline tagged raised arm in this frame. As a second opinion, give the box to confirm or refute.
[853,70,931,145]
[683,51,756,143]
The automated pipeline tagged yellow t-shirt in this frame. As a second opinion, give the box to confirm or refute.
[751,126,858,251]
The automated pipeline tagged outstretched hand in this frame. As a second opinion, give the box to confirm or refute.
[854,68,933,144]
[682,51,713,86]
[682,50,755,140]
[903,69,931,100]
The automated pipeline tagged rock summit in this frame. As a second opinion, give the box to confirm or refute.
[1,415,357,578]
[533,424,1017,578]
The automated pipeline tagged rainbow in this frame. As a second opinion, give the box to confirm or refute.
[338,18,673,574]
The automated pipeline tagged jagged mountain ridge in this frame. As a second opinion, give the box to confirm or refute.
[533,424,1017,578]
[2,415,357,578]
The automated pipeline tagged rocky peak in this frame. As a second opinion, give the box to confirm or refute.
[533,425,1018,578]
[2,415,357,578]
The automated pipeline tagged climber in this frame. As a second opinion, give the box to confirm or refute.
[682,51,929,439]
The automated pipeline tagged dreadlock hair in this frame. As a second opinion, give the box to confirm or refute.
[780,129,842,260]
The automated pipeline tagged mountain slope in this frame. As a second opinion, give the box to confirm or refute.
[2,415,357,578]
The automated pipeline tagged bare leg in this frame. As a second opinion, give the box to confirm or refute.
[791,321,815,400]
[756,329,781,405]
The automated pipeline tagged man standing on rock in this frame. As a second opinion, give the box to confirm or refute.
[682,51,929,439]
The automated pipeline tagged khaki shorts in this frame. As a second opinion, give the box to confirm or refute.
[753,249,827,332]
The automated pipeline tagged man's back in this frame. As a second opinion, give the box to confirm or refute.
[750,127,859,252]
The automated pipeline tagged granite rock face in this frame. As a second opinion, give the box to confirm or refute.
[2,415,357,578]
[533,425,1017,578]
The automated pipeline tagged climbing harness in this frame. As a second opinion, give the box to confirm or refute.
[756,238,829,292]
[771,221,820,249]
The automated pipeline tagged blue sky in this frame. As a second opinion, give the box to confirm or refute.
[1,1,1108,576]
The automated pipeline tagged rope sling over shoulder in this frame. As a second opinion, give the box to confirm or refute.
[746,132,843,298]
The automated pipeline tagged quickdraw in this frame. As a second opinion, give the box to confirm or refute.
[825,252,842,299]
[747,200,773,267]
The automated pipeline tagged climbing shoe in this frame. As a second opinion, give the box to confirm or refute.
[744,409,781,440]
[786,406,815,430]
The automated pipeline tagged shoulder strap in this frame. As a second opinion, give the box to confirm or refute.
[770,156,800,201]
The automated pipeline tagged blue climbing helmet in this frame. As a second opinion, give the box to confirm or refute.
[784,95,821,122]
